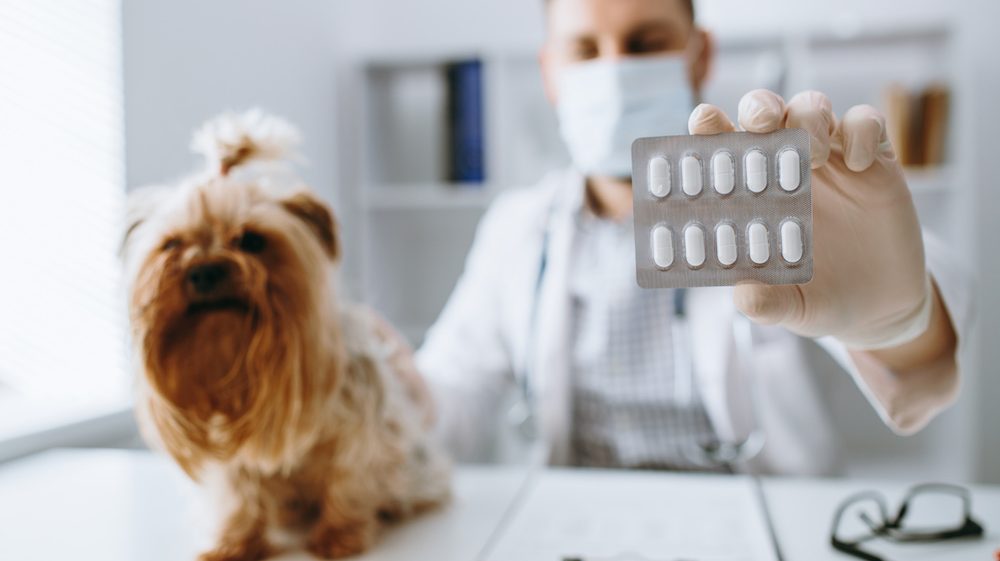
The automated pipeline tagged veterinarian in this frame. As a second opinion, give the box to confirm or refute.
[409,0,970,474]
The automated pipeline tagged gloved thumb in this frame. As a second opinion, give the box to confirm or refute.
[733,283,803,327]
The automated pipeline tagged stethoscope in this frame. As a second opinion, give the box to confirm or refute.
[507,204,765,471]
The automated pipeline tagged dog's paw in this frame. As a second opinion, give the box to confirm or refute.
[306,519,375,559]
[198,538,272,561]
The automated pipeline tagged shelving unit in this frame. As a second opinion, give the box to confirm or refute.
[348,49,565,343]
[365,183,500,211]
[904,165,953,195]
[346,23,959,346]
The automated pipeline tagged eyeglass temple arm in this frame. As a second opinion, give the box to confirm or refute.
[830,491,891,561]
[893,483,975,525]
[829,537,885,561]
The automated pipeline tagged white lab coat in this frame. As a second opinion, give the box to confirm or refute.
[416,167,971,475]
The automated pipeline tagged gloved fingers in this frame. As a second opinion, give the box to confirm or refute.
[734,283,805,327]
[737,89,786,133]
[785,91,836,169]
[688,103,737,135]
[840,104,892,172]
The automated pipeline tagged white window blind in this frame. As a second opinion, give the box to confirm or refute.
[0,0,128,403]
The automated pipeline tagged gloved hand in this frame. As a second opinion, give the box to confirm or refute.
[688,89,933,349]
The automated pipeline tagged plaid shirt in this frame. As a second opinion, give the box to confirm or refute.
[567,209,723,471]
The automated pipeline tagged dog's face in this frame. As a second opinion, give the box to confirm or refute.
[124,177,340,451]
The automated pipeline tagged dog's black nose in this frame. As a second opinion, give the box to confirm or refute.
[187,263,227,294]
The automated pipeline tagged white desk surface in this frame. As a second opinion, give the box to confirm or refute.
[1,449,999,561]
[764,477,1000,560]
[0,449,529,561]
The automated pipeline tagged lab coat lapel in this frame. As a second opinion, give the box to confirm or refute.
[688,287,749,443]
[530,172,755,465]
[533,171,584,466]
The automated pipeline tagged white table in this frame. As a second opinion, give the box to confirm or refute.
[1,449,998,560]
[765,477,1000,560]
[0,449,528,561]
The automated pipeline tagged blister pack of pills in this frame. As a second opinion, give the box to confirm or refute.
[632,128,813,289]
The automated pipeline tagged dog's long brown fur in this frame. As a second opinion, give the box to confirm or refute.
[123,111,449,561]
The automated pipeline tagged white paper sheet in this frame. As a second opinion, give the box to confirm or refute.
[483,468,780,561]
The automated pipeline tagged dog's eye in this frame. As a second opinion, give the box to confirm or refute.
[161,237,181,251]
[237,231,267,253]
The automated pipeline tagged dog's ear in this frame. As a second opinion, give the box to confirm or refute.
[282,192,339,260]
[121,186,168,259]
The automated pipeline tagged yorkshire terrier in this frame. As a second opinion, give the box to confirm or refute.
[122,110,450,561]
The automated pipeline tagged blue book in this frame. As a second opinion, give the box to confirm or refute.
[447,59,484,184]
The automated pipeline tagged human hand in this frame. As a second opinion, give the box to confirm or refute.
[688,90,934,349]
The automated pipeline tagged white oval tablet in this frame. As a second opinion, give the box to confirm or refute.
[745,150,767,193]
[715,223,737,266]
[780,220,803,263]
[778,149,800,192]
[651,225,673,268]
[648,156,671,198]
[681,155,702,196]
[684,224,706,267]
[748,222,769,264]
[712,151,735,195]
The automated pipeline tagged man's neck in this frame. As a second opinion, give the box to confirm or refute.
[585,175,633,221]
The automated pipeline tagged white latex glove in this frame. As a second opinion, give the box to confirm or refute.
[688,89,933,349]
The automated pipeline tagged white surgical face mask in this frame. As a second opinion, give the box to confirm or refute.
[555,54,694,178]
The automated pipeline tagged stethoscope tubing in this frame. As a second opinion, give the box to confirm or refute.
[511,205,764,469]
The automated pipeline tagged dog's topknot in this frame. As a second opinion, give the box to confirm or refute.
[191,109,301,176]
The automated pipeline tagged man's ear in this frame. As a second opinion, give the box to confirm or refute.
[539,46,559,106]
[689,27,715,97]
[282,192,339,260]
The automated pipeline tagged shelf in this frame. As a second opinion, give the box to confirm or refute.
[706,21,952,49]
[904,166,951,195]
[361,167,951,212]
[806,22,951,48]
[364,183,498,210]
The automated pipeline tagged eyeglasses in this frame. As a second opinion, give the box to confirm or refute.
[830,482,985,561]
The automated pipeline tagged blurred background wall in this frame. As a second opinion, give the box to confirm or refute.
[122,1,341,199]
[117,0,1000,481]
